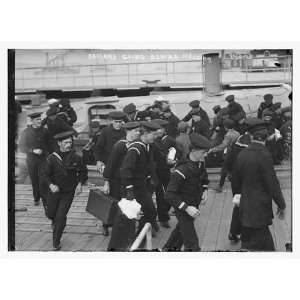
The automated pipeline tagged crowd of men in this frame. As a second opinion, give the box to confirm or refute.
[18,90,292,251]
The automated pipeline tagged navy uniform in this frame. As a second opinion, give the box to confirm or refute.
[223,132,251,242]
[152,119,178,227]
[19,112,50,206]
[182,100,211,127]
[94,111,126,165]
[60,98,77,126]
[257,94,276,119]
[163,133,210,251]
[120,121,161,236]
[190,109,211,139]
[123,103,143,122]
[162,109,180,138]
[41,131,88,250]
[42,106,76,153]
[232,121,286,251]
[225,95,245,122]
[106,122,141,251]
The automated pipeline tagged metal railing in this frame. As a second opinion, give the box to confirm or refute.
[15,56,292,91]
[130,223,152,251]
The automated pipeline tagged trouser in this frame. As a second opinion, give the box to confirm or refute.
[229,205,242,236]
[46,190,75,247]
[155,170,171,222]
[26,156,44,203]
[103,178,122,229]
[219,163,228,187]
[241,226,275,251]
[163,208,200,251]
[134,185,157,233]
[107,208,136,251]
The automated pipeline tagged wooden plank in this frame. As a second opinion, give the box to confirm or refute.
[196,189,217,248]
[201,188,226,251]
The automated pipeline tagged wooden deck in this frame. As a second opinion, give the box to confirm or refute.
[14,171,292,251]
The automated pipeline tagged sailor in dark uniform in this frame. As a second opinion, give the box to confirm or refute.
[182,99,211,127]
[94,111,126,235]
[105,122,141,250]
[94,111,126,174]
[19,112,50,207]
[257,93,276,119]
[162,108,180,139]
[123,103,142,122]
[59,98,77,126]
[152,119,178,228]
[231,120,286,251]
[163,133,210,251]
[225,95,245,123]
[120,121,161,239]
[41,131,88,250]
[190,109,211,139]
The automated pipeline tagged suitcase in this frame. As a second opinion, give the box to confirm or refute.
[86,188,118,225]
[205,150,224,168]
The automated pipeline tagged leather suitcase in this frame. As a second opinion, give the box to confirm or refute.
[86,189,118,225]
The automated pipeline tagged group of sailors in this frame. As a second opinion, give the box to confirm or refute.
[18,90,292,251]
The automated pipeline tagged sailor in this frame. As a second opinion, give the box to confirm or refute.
[59,98,77,126]
[163,133,210,251]
[190,109,211,139]
[123,103,142,122]
[120,121,161,240]
[105,122,141,250]
[94,111,126,173]
[42,105,76,153]
[19,112,50,207]
[231,119,286,251]
[161,106,180,139]
[211,119,240,193]
[225,94,245,122]
[182,99,211,127]
[152,119,179,228]
[41,131,88,250]
[94,110,126,235]
[257,93,276,119]
[175,121,191,159]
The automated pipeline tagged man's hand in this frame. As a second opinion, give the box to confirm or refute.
[49,183,59,193]
[75,183,82,195]
[96,161,105,174]
[102,181,110,195]
[185,206,200,218]
[167,158,176,166]
[33,148,43,155]
[277,207,285,220]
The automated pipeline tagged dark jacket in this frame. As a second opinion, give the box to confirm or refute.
[120,140,153,189]
[192,119,211,139]
[182,107,211,127]
[227,101,245,120]
[165,159,209,210]
[153,134,177,172]
[60,106,77,126]
[94,125,126,164]
[232,142,286,228]
[19,125,50,158]
[103,139,128,180]
[257,102,275,119]
[164,112,180,138]
[41,150,88,193]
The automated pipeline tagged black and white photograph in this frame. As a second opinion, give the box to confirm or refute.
[9,48,292,252]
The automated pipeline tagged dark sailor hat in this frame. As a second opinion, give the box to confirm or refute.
[53,130,76,141]
[123,103,137,115]
[189,100,200,108]
[108,111,126,120]
[153,119,169,127]
[263,93,273,101]
[225,94,235,102]
[122,121,140,130]
[189,132,211,150]
[28,112,42,119]
[140,120,161,131]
